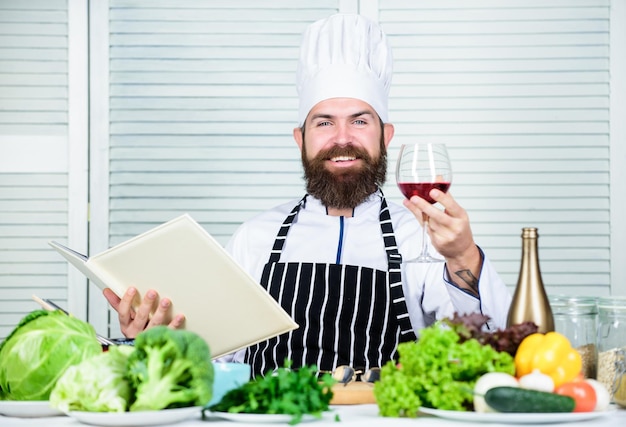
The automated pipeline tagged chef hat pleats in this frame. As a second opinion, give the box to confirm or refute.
[296,14,393,126]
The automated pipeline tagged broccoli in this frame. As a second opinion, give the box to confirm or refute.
[126,326,214,411]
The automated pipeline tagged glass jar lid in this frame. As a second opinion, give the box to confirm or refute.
[549,295,598,314]
[597,296,626,311]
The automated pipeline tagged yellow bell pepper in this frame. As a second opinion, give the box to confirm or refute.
[514,331,582,388]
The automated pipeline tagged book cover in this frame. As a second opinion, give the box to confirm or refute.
[49,214,298,358]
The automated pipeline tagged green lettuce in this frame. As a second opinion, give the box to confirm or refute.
[373,321,515,417]
[50,345,134,412]
[0,310,102,401]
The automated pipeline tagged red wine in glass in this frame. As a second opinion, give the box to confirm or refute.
[397,182,451,204]
[395,143,452,263]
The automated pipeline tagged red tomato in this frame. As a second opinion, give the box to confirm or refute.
[554,381,597,412]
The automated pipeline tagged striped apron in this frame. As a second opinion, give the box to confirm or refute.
[244,194,417,377]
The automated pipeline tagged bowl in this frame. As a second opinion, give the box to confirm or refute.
[208,362,251,406]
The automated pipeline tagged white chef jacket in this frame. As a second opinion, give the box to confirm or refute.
[223,191,512,361]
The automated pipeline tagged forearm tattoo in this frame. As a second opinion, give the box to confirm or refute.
[454,269,479,295]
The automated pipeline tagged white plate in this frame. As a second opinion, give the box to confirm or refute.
[418,407,615,424]
[67,406,201,426]
[207,410,330,424]
[0,400,64,418]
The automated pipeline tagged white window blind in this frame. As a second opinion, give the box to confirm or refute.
[103,0,342,249]
[92,0,347,335]
[0,0,70,339]
[89,0,626,334]
[1,0,623,341]
[379,0,614,296]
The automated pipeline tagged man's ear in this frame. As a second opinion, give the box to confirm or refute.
[293,126,304,150]
[383,123,395,149]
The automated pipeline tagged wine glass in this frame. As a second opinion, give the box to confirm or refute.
[396,143,452,263]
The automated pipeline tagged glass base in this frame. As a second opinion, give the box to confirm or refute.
[404,254,445,263]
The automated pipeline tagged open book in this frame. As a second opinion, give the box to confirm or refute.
[49,214,298,358]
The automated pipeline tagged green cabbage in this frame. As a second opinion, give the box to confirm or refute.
[50,345,134,412]
[0,310,102,401]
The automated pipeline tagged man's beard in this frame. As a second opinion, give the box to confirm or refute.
[301,138,387,210]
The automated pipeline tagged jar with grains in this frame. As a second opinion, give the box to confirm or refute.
[549,295,598,379]
[596,296,626,407]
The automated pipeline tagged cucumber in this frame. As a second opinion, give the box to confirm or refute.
[484,386,575,413]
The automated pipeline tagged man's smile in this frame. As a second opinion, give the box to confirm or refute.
[327,155,361,169]
[330,155,357,162]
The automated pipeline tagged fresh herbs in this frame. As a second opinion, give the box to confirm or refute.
[207,361,335,425]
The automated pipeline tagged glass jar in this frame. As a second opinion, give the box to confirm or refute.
[596,297,626,408]
[549,295,598,379]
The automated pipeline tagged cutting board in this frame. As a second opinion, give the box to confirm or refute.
[330,382,376,405]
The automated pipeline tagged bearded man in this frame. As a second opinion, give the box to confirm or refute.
[218,15,511,377]
[105,14,512,378]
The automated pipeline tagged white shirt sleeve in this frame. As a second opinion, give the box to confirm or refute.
[401,249,511,335]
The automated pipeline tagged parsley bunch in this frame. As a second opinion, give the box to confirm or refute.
[207,362,335,425]
[373,321,515,417]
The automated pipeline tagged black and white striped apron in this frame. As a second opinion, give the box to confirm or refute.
[244,194,417,377]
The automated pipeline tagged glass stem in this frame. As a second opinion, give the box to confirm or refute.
[420,213,429,257]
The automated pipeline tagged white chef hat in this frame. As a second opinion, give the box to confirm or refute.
[296,14,393,126]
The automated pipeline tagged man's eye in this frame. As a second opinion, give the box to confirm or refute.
[354,119,366,125]
[317,121,332,127]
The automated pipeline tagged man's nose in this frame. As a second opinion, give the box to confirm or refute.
[334,123,352,145]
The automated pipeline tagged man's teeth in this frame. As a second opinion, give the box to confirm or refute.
[330,156,356,162]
